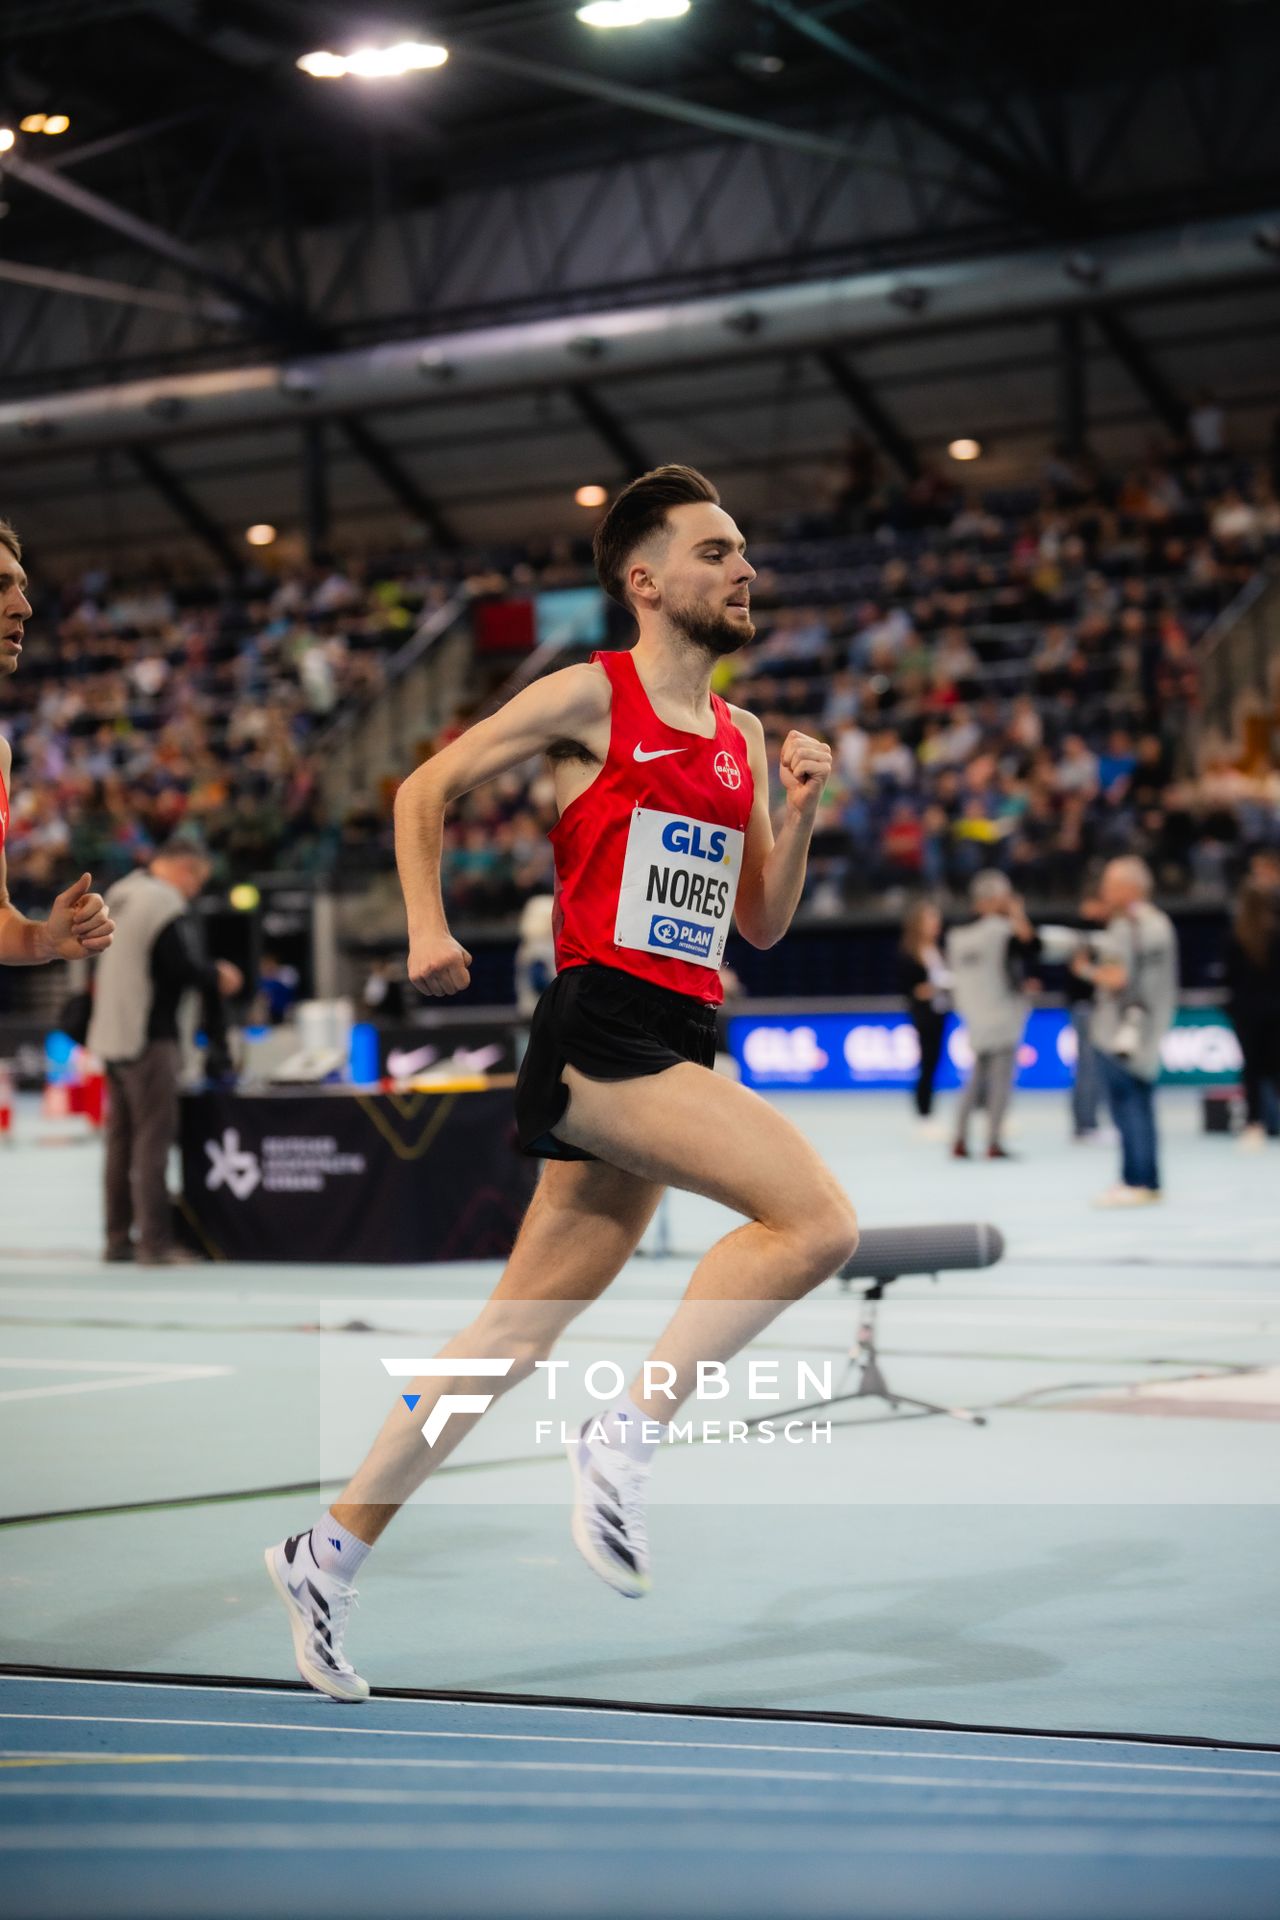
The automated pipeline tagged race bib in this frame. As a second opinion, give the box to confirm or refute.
[614,807,744,969]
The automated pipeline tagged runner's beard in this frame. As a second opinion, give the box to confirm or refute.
[668,598,754,656]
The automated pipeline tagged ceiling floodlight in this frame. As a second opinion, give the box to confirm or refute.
[298,43,448,79]
[19,114,47,133]
[575,484,608,507]
[297,51,347,77]
[42,114,70,135]
[948,438,983,462]
[577,1,692,27]
[246,524,277,547]
[0,129,15,152]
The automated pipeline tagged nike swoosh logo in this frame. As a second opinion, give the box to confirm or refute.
[386,1044,439,1076]
[633,745,687,762]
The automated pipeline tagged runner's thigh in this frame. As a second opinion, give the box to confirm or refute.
[556,1060,852,1232]
[490,1154,664,1304]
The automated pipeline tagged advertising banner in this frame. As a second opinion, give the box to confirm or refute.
[180,1086,536,1262]
[729,1007,1242,1092]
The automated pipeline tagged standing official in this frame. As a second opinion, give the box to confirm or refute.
[87,843,242,1264]
[1079,858,1178,1207]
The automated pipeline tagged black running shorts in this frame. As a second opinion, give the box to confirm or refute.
[515,962,719,1161]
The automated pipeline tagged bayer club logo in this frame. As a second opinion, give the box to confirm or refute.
[714,751,742,790]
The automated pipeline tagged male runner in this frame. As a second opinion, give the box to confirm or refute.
[267,466,859,1701]
[0,520,115,967]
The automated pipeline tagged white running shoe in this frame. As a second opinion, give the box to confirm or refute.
[264,1531,369,1702]
[1093,1183,1162,1209]
[567,1423,652,1599]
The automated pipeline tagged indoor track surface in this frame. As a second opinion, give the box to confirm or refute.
[2,1087,1278,1917]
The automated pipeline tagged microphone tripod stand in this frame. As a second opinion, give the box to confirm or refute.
[820,1270,987,1426]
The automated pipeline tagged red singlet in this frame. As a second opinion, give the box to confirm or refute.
[0,763,8,856]
[551,649,755,1005]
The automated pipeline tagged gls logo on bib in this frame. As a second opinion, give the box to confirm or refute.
[614,807,744,970]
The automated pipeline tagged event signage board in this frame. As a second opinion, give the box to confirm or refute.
[180,1086,536,1262]
[729,1008,1242,1092]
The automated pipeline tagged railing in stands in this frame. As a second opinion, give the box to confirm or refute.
[315,586,474,808]
[1193,567,1280,770]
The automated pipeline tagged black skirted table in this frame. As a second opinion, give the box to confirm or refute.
[179,1082,536,1263]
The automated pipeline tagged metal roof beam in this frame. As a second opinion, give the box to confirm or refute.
[126,443,242,573]
[1090,309,1185,437]
[337,416,460,549]
[3,149,280,335]
[567,383,651,480]
[817,348,918,481]
[751,0,1070,220]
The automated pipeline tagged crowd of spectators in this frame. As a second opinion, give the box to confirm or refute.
[4,439,1279,927]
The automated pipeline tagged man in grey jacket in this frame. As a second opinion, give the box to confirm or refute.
[1073,857,1178,1207]
[88,843,242,1264]
[945,870,1039,1159]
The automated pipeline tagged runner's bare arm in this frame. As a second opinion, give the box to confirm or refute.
[730,707,831,949]
[0,739,115,964]
[395,663,610,996]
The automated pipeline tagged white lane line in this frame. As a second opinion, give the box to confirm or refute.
[1,1770,1276,1804]
[2,1674,1274,1758]
[0,1717,1275,1778]
[0,1822,1275,1859]
[0,1359,231,1404]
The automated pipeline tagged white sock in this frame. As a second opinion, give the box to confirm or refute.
[601,1394,665,1464]
[308,1513,372,1579]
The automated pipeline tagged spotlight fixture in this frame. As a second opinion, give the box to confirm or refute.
[575,484,609,508]
[1063,251,1103,287]
[577,1,691,26]
[0,129,14,153]
[229,882,261,912]
[19,114,46,133]
[297,42,448,80]
[734,51,785,76]
[417,350,457,382]
[724,308,763,336]
[245,523,277,547]
[567,334,606,361]
[888,283,928,313]
[42,114,70,135]
[947,437,982,462]
[278,366,322,400]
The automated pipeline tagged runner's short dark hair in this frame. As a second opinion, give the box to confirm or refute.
[592,465,720,608]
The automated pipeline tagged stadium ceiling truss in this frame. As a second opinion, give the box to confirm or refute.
[2,0,1280,559]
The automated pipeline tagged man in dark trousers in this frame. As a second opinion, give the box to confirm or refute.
[87,842,242,1265]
